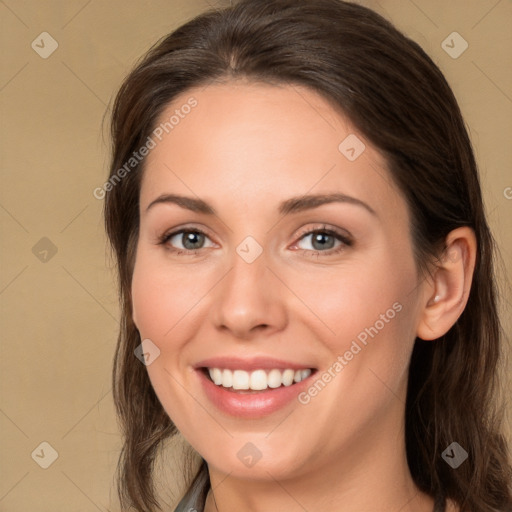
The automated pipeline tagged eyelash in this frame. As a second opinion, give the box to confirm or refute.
[157,224,353,258]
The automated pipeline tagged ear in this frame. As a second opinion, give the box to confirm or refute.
[416,226,477,341]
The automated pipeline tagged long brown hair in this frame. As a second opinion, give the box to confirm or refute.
[104,1,512,510]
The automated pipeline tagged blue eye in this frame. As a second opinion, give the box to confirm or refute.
[294,226,352,256]
[158,225,352,257]
[159,229,214,253]
[298,231,339,251]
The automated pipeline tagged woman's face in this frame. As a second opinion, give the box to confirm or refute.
[132,80,428,480]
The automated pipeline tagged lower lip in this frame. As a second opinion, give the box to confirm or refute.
[197,369,314,419]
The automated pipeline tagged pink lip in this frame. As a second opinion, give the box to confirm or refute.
[195,366,316,419]
[194,356,315,372]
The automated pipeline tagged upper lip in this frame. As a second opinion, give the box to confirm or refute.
[194,356,316,372]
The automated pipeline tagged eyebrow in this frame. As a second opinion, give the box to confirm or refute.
[145,192,376,216]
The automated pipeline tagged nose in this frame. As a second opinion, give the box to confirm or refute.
[211,248,288,340]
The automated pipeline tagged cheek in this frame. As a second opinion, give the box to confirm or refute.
[288,253,415,353]
[291,264,417,427]
[131,248,207,341]
[130,250,208,429]
[131,262,170,340]
[301,250,419,413]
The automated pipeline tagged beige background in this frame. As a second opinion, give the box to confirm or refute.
[1,0,511,510]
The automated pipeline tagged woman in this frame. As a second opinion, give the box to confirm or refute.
[104,1,512,511]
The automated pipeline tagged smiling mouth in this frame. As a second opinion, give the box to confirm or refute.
[202,367,316,392]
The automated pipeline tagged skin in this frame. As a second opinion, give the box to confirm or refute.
[131,80,475,512]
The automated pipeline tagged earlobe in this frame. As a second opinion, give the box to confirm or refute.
[416,227,477,341]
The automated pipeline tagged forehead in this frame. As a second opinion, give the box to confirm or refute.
[148,80,364,167]
[140,81,405,223]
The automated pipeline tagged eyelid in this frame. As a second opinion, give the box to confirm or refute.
[158,224,216,247]
[292,223,353,245]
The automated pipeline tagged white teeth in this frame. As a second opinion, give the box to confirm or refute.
[267,369,282,388]
[207,367,312,391]
[249,370,267,391]
[301,369,311,380]
[211,368,222,385]
[222,369,232,388]
[282,369,295,386]
[232,370,250,390]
